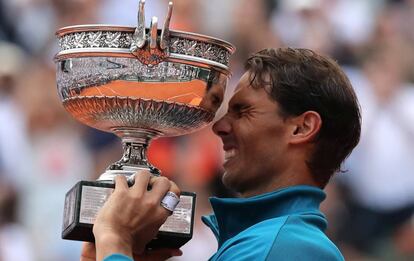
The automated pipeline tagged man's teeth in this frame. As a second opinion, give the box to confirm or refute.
[224,149,236,160]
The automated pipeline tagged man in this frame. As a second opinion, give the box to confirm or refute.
[81,48,361,260]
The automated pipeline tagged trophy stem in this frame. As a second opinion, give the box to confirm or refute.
[97,128,162,182]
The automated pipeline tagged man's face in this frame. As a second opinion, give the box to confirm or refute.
[212,72,292,197]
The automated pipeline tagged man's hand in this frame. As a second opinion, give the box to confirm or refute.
[81,242,182,261]
[92,171,181,260]
[80,242,96,261]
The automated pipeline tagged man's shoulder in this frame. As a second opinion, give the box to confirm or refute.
[212,214,343,261]
[267,214,344,260]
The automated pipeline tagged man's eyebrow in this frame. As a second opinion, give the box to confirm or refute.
[228,94,250,108]
[227,97,239,109]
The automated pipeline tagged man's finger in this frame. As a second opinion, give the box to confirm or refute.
[148,177,171,202]
[131,170,151,194]
[80,242,96,261]
[168,181,181,197]
[114,175,128,191]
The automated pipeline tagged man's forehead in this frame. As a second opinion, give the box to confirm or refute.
[234,72,251,92]
[228,71,275,106]
[229,74,251,103]
[234,70,272,91]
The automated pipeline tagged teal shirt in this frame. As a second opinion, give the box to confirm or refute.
[202,185,344,261]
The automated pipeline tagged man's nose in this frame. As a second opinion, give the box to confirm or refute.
[212,115,231,137]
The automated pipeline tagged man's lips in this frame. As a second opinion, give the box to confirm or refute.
[221,137,238,163]
[222,141,237,151]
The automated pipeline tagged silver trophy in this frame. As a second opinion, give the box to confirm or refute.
[56,0,234,248]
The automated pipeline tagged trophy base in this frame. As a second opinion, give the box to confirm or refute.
[62,181,196,249]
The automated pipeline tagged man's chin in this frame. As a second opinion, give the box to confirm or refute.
[221,171,239,192]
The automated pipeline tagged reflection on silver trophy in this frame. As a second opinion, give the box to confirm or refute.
[56,0,235,248]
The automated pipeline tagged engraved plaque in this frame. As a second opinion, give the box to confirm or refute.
[79,186,113,224]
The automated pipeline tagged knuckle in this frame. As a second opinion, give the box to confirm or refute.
[134,170,150,182]
[154,176,170,187]
[114,175,125,184]
[137,169,151,177]
[146,197,159,208]
[169,182,181,196]
[136,169,147,175]
[162,177,171,187]
[159,176,170,184]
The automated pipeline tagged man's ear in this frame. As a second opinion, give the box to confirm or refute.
[289,111,322,144]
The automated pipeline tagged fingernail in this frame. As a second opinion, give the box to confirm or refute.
[172,249,183,256]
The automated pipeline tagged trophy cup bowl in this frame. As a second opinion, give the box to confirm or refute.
[56,0,234,249]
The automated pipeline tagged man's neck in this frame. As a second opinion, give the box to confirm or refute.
[239,167,319,198]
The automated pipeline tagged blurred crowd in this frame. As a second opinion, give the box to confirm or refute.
[1,0,414,260]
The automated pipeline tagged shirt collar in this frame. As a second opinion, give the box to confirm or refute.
[202,185,327,247]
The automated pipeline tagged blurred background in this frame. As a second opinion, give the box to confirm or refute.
[1,0,414,260]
